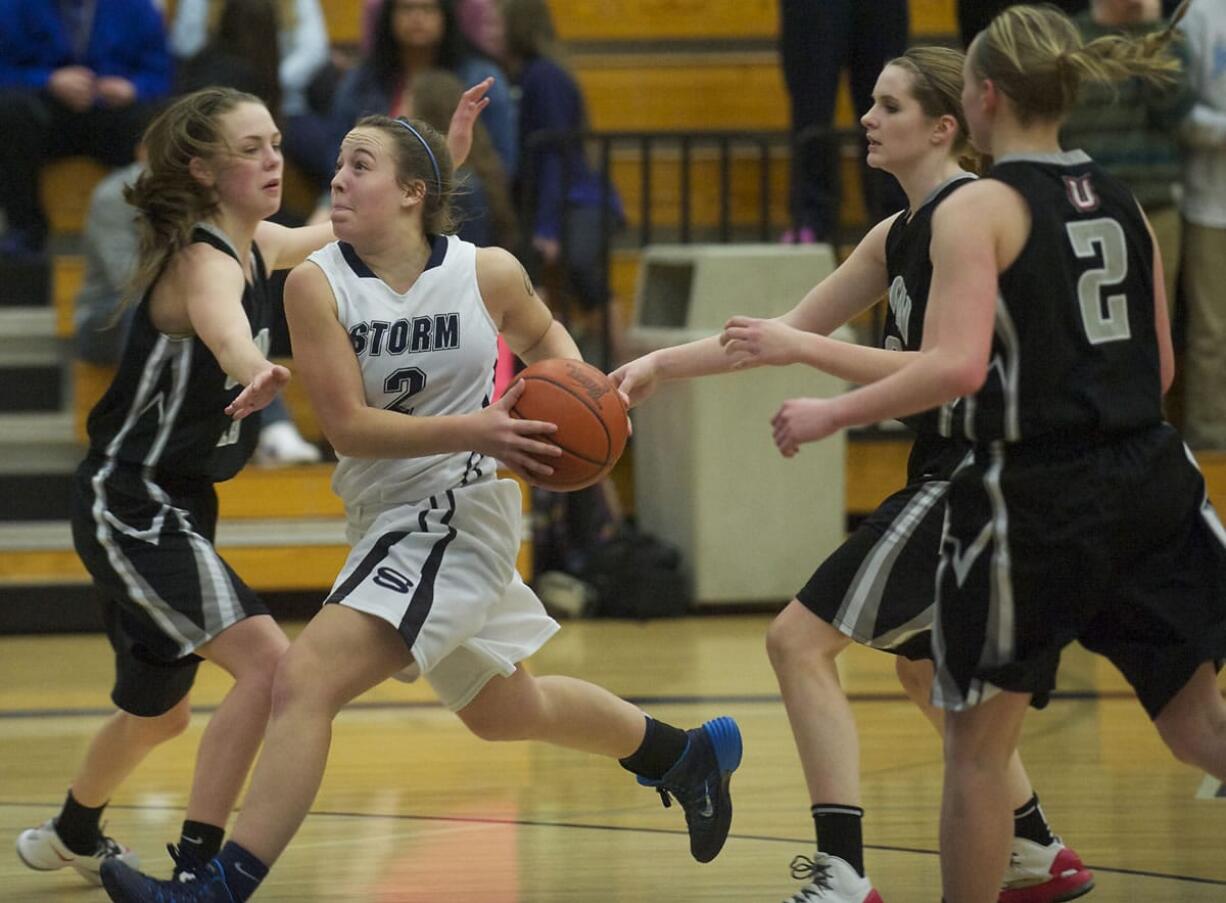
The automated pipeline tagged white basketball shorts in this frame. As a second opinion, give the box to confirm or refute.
[327,477,559,710]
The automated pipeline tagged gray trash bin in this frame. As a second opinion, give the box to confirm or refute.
[622,244,851,606]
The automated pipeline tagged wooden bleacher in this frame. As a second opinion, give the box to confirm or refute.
[315,0,959,45]
[28,0,1226,602]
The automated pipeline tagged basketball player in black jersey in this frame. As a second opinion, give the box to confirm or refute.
[764,5,1226,903]
[16,82,493,887]
[616,47,1090,903]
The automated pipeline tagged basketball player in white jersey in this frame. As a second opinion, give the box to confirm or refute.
[100,114,743,903]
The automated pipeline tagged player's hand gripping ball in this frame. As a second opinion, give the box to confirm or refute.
[508,359,629,491]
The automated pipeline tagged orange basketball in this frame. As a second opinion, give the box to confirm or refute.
[508,358,629,492]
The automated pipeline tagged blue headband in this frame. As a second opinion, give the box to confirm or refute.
[393,118,442,196]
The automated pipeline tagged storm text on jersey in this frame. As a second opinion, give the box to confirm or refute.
[349,313,461,356]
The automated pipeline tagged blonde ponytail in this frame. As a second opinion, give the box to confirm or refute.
[970,2,1188,124]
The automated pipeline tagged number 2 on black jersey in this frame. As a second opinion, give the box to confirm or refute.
[1065,217,1131,345]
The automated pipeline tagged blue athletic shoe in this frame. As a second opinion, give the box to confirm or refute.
[636,715,743,862]
[100,857,235,902]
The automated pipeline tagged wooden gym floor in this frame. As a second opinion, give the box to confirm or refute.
[0,615,1223,902]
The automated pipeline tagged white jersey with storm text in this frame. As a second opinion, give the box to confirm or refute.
[308,234,499,510]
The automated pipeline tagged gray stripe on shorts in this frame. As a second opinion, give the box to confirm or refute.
[90,464,203,656]
[982,442,1015,669]
[936,444,1013,710]
[930,541,960,709]
[870,604,937,652]
[931,448,1008,711]
[835,481,946,645]
[180,502,242,636]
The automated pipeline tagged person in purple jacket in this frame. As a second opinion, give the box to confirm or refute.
[0,0,171,259]
[500,0,624,355]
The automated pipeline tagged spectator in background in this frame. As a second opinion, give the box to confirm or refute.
[73,147,323,466]
[777,0,908,245]
[175,0,284,114]
[957,0,1184,47]
[171,0,335,190]
[500,0,624,357]
[456,0,504,59]
[368,0,504,58]
[1178,0,1226,449]
[0,0,171,259]
[409,68,518,249]
[338,0,516,175]
[1061,0,1193,314]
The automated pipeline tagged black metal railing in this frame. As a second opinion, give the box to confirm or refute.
[519,126,873,365]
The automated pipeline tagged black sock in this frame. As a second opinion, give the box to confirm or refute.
[179,820,226,865]
[1013,793,1055,846]
[618,716,690,780]
[812,804,865,877]
[55,790,105,855]
[214,841,269,903]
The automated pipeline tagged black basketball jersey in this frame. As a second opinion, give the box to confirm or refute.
[85,225,275,483]
[883,174,975,436]
[950,151,1163,444]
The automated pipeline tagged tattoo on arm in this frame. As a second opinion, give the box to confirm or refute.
[518,262,536,297]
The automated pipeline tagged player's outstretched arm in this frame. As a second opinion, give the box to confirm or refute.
[176,243,289,416]
[611,212,898,407]
[610,336,728,409]
[721,317,920,384]
[768,187,1001,455]
[255,220,336,273]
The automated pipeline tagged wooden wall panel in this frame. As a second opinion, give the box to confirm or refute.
[552,0,958,42]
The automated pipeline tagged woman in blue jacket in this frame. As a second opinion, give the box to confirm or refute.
[0,0,171,258]
[330,0,516,177]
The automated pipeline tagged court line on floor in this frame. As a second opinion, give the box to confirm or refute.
[2,799,1222,889]
[0,688,1141,721]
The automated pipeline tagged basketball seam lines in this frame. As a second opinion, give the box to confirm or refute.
[516,374,616,465]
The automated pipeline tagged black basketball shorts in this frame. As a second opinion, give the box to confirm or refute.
[797,437,971,660]
[72,457,268,716]
[931,423,1226,718]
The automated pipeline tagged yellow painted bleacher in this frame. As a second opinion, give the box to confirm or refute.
[577,53,791,133]
[53,255,84,339]
[40,158,108,235]
[315,0,959,46]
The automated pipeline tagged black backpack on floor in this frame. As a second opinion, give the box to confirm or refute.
[578,526,690,620]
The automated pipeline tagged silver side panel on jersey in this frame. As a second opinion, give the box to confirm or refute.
[994,295,1022,442]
